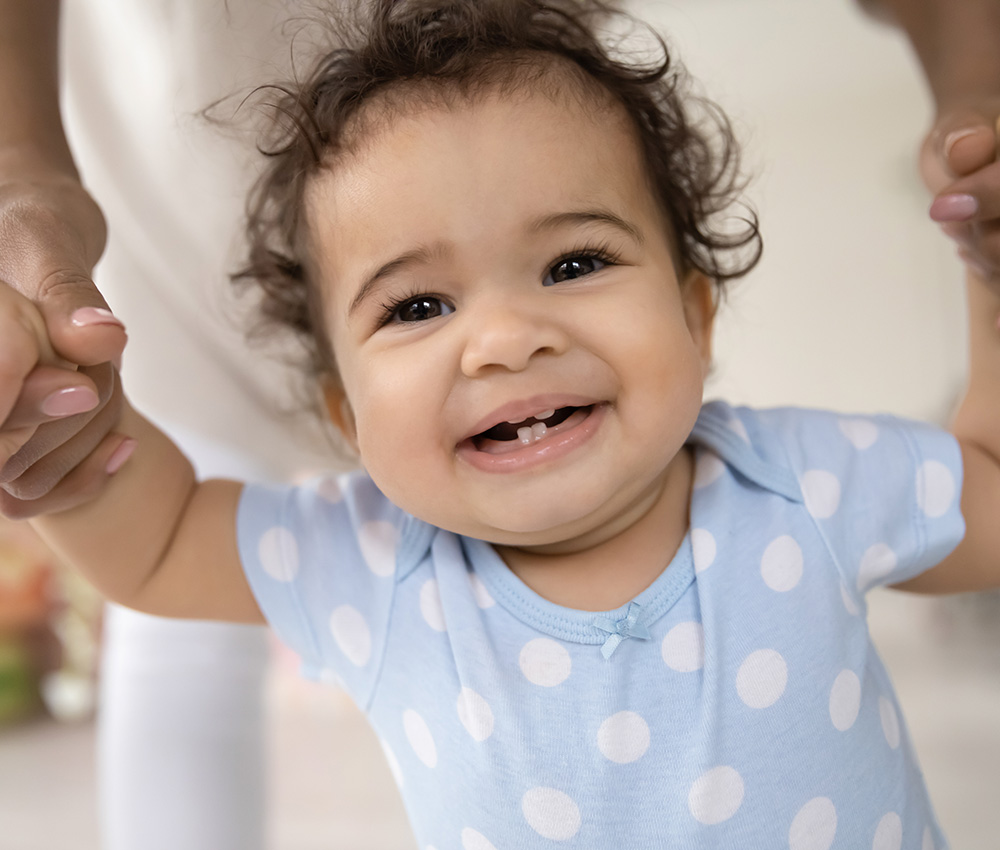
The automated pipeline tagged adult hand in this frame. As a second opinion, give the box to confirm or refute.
[921,101,1000,289]
[0,173,130,518]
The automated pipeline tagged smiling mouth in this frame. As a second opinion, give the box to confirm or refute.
[471,405,593,454]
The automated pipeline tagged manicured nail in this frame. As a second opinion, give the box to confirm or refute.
[929,194,978,222]
[71,307,125,328]
[943,128,980,158]
[40,386,100,417]
[105,439,137,475]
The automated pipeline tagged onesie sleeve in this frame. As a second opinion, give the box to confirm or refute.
[237,471,406,705]
[746,407,966,593]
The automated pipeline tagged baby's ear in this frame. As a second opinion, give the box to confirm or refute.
[320,376,359,450]
[681,269,715,370]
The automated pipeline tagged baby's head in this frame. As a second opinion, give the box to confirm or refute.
[237,0,761,547]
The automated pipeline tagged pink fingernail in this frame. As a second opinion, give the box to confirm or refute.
[105,439,137,475]
[929,194,978,222]
[41,386,100,417]
[71,307,125,328]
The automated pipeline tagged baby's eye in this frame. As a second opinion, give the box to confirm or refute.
[544,255,607,286]
[391,296,454,323]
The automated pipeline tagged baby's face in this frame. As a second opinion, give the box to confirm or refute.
[306,88,712,553]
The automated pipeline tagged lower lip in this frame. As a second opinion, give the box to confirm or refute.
[456,403,608,473]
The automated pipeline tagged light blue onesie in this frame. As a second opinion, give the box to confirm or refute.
[238,401,965,849]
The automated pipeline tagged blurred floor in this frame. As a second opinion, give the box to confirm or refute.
[2,591,998,849]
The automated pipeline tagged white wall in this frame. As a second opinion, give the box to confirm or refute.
[633,0,967,424]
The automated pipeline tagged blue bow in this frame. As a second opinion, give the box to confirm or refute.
[593,602,651,659]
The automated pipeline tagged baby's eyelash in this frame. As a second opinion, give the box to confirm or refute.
[375,289,448,327]
[547,240,621,272]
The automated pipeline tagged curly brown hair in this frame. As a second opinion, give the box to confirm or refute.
[233,0,761,385]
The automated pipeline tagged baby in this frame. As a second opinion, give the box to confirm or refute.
[4,1,1000,847]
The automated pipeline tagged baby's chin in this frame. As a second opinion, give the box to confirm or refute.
[412,498,621,552]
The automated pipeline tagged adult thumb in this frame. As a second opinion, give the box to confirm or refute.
[921,106,999,192]
[34,269,128,368]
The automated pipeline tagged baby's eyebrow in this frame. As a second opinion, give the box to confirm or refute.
[349,243,447,318]
[528,209,644,244]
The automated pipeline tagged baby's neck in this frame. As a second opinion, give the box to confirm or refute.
[496,447,693,611]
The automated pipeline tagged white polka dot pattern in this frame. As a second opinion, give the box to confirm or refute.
[661,622,705,672]
[519,638,572,687]
[420,579,447,632]
[691,528,717,573]
[461,828,498,850]
[916,460,956,518]
[829,670,862,731]
[329,605,371,667]
[872,812,902,850]
[235,403,964,849]
[694,453,725,488]
[879,696,900,749]
[801,470,841,519]
[760,535,803,592]
[857,543,898,592]
[403,709,438,768]
[358,519,398,577]
[688,766,744,825]
[922,826,935,850]
[457,688,494,742]
[597,711,650,764]
[316,476,342,503]
[469,573,495,608]
[736,649,787,709]
[522,787,581,840]
[840,583,860,616]
[258,526,299,582]
[838,418,879,450]
[789,797,837,850]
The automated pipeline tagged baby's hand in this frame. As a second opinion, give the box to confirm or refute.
[923,102,1000,290]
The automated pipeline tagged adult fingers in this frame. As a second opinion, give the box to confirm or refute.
[921,105,1000,192]
[0,286,53,424]
[3,365,100,431]
[0,362,122,498]
[0,430,136,521]
[33,270,128,368]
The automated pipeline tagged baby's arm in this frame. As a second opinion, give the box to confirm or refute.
[896,154,1000,594]
[0,284,262,623]
[30,403,264,623]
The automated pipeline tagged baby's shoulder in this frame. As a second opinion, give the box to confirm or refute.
[695,400,951,479]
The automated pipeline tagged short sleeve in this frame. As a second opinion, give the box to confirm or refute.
[749,407,965,593]
[237,471,407,706]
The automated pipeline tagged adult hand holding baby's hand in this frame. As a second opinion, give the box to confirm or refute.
[0,174,130,519]
[923,101,1000,291]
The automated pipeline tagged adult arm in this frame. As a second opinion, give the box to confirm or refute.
[0,0,128,517]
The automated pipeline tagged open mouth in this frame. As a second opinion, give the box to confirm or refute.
[470,405,594,454]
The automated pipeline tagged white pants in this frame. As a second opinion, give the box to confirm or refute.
[98,607,269,850]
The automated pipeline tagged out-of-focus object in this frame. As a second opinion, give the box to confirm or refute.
[0,519,102,725]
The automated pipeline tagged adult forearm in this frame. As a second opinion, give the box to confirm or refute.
[860,0,1000,107]
[0,0,76,177]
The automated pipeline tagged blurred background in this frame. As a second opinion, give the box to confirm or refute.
[2,0,998,847]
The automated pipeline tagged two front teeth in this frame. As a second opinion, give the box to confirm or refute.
[514,409,555,445]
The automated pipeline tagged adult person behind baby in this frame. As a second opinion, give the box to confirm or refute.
[0,3,335,849]
[0,1,998,849]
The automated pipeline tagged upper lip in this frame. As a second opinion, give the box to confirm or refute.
[461,394,601,441]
